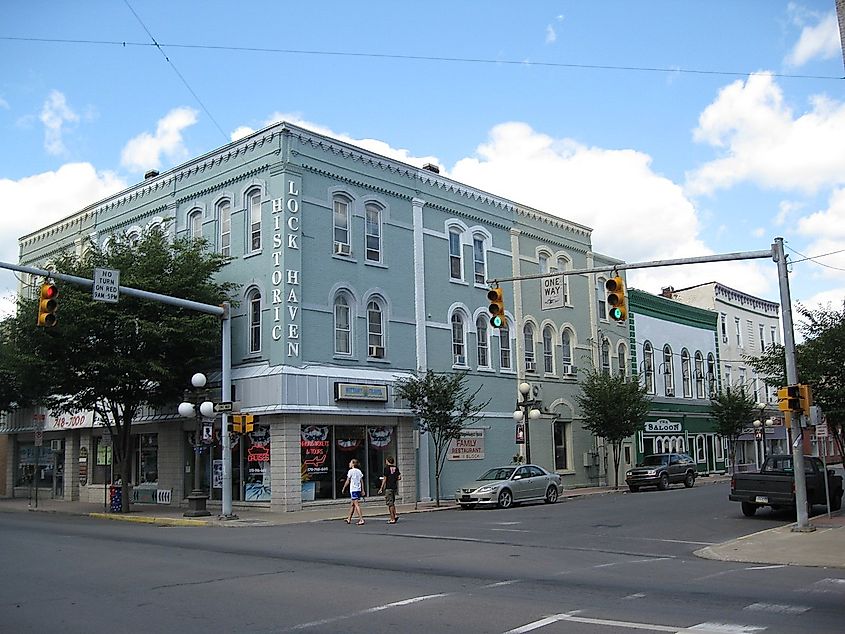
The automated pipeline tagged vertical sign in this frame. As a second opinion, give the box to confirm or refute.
[270,175,302,361]
[92,268,120,303]
[540,274,565,310]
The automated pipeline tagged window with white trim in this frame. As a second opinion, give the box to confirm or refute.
[707,353,716,395]
[524,324,536,372]
[601,339,611,374]
[218,199,231,256]
[663,345,674,395]
[681,349,691,398]
[556,256,571,304]
[734,317,742,347]
[365,203,382,262]
[476,316,489,368]
[694,351,704,398]
[562,329,573,369]
[334,294,351,355]
[758,324,765,352]
[617,343,626,378]
[247,189,261,252]
[543,326,554,374]
[597,277,607,320]
[188,209,202,239]
[539,253,549,275]
[451,313,466,366]
[473,236,486,285]
[367,300,384,356]
[449,229,463,280]
[247,289,261,354]
[333,196,350,248]
[643,341,655,394]
[499,325,512,370]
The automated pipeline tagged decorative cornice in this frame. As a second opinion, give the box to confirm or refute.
[629,288,718,330]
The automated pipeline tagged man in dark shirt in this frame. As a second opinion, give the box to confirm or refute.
[378,456,401,523]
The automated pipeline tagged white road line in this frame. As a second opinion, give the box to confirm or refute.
[744,602,810,614]
[483,580,521,588]
[622,592,647,600]
[504,613,768,634]
[503,615,564,633]
[682,624,765,633]
[745,565,787,570]
[491,528,530,533]
[640,537,715,546]
[285,593,448,630]
[595,557,672,568]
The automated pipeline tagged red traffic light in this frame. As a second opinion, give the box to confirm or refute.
[42,284,58,300]
[37,283,59,327]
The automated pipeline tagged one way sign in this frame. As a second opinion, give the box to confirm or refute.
[213,401,233,413]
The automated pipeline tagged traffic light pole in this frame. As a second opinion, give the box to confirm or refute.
[0,260,235,519]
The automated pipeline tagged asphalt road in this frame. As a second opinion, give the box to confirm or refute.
[1,481,843,633]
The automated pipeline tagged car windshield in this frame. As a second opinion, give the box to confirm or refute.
[641,455,669,467]
[478,467,515,481]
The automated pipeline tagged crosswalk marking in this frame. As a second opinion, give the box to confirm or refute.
[744,602,810,614]
[503,613,766,633]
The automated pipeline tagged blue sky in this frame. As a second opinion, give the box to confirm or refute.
[1,0,844,317]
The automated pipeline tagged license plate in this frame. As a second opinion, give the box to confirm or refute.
[460,496,472,502]
[755,496,768,504]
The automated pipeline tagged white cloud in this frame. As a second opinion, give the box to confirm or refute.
[686,73,845,196]
[0,163,126,314]
[0,96,9,110]
[775,199,803,226]
[120,107,198,173]
[40,90,79,156]
[230,125,254,142]
[796,187,845,282]
[785,11,841,67]
[545,25,557,44]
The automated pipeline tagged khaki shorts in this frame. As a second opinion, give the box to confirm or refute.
[384,489,396,506]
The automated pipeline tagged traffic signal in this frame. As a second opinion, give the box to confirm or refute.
[231,415,243,434]
[487,287,507,329]
[605,276,627,322]
[37,283,58,327]
[231,414,256,433]
[777,385,800,412]
[244,414,255,433]
[798,384,812,416]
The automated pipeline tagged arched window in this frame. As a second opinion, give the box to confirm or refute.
[681,349,692,398]
[643,341,655,394]
[663,345,675,396]
[188,209,202,239]
[451,313,466,366]
[694,351,705,398]
[561,329,573,373]
[557,256,571,304]
[597,277,607,320]
[473,235,486,285]
[334,294,352,355]
[247,189,262,252]
[365,202,382,262]
[617,343,627,378]
[707,353,716,396]
[126,229,141,247]
[217,199,231,256]
[333,195,351,249]
[538,252,549,275]
[524,324,536,372]
[449,229,463,280]
[543,325,554,374]
[601,339,611,374]
[367,300,384,358]
[499,325,512,370]
[476,316,489,368]
[247,288,261,354]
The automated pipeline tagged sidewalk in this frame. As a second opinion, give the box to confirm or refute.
[3,476,841,569]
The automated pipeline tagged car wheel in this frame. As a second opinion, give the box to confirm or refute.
[544,486,558,504]
[628,485,639,493]
[497,489,513,509]
[657,473,670,491]
[683,472,695,488]
[459,503,477,510]
[741,502,757,517]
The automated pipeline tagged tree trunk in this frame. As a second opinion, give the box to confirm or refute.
[611,441,622,489]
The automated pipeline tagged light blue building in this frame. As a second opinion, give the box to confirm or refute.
[2,122,627,511]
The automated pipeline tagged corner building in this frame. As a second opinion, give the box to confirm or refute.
[3,123,625,511]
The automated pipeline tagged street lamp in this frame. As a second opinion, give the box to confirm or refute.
[753,402,773,465]
[513,382,542,463]
[179,372,215,517]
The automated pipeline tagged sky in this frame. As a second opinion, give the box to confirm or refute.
[1,0,844,319]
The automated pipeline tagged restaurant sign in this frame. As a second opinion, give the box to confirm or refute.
[644,419,682,433]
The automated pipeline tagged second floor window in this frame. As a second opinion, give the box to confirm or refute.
[334,197,350,247]
[543,326,554,374]
[334,295,351,355]
[524,324,536,371]
[452,313,466,365]
[449,230,462,280]
[562,330,573,370]
[557,257,571,304]
[473,236,486,285]
[248,289,261,354]
[248,190,261,252]
[695,352,705,398]
[597,278,607,320]
[707,353,716,395]
[189,209,202,239]
[499,326,512,370]
[643,341,655,394]
[734,317,742,347]
[476,316,489,368]
[218,200,231,256]
[365,203,381,262]
[681,349,691,397]
[663,345,674,395]
[601,339,610,374]
[367,301,384,355]
[617,344,626,378]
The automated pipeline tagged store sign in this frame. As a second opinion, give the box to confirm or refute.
[301,425,330,475]
[334,382,388,401]
[448,429,485,460]
[644,419,682,433]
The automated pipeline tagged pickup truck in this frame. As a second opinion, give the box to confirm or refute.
[730,454,843,517]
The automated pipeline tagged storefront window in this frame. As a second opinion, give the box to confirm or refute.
[93,437,113,484]
[134,433,158,484]
[15,443,54,487]
[301,424,396,502]
[243,425,271,501]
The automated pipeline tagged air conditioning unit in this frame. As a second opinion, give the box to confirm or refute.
[562,364,575,376]
[368,345,384,358]
[454,355,466,366]
[665,389,675,397]
[334,242,351,256]
[50,439,64,452]
[525,360,536,372]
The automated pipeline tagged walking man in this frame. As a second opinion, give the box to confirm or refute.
[378,456,401,523]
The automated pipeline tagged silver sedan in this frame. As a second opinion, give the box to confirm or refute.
[455,464,563,509]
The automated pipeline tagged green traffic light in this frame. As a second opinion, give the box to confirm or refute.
[491,315,504,328]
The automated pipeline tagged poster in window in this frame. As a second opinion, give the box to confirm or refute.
[301,426,330,476]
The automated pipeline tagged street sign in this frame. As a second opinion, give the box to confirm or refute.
[92,268,120,303]
[816,422,828,438]
[34,430,43,447]
[540,274,565,310]
[213,401,233,413]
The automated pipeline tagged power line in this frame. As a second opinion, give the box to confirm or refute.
[786,245,845,271]
[2,35,842,81]
[121,1,228,142]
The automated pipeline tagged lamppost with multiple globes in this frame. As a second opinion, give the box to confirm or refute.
[178,372,215,517]
[513,382,542,464]
[753,402,774,466]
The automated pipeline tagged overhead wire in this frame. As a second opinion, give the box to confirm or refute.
[1,35,842,81]
[785,244,845,271]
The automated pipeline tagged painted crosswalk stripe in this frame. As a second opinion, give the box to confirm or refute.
[504,613,765,633]
[744,602,810,614]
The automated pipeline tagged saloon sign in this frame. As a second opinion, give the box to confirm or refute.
[644,419,682,433]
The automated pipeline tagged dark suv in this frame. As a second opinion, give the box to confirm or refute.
[625,453,697,492]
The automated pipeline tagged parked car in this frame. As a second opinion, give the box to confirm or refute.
[455,464,563,509]
[729,454,843,517]
[625,453,697,492]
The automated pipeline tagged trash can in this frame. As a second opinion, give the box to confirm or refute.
[109,485,122,512]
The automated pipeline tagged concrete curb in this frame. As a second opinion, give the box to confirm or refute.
[87,512,211,527]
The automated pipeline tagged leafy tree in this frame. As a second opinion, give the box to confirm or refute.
[1,225,236,510]
[710,386,758,474]
[746,301,845,463]
[576,371,651,489]
[395,370,489,506]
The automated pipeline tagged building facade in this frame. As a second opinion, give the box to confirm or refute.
[2,122,625,510]
[628,289,727,475]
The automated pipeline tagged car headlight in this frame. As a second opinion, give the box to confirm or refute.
[626,470,632,477]
[475,486,495,494]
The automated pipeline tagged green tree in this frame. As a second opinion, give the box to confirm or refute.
[746,301,845,462]
[1,225,236,510]
[710,386,758,474]
[575,371,651,489]
[395,370,489,506]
